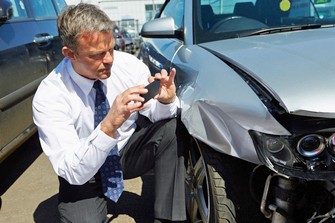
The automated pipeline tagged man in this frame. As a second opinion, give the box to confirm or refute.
[32,3,188,223]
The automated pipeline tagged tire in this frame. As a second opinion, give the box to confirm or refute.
[185,138,269,223]
[207,159,236,223]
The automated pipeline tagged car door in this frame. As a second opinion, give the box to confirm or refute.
[0,0,66,162]
[28,0,65,71]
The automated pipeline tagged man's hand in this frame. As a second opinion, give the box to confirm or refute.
[100,68,177,137]
[149,68,177,104]
[100,85,147,137]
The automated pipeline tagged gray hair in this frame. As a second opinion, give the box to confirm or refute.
[57,3,114,51]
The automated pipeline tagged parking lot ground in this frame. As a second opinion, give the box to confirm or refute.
[0,133,154,223]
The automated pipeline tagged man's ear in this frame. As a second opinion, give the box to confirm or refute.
[62,46,76,61]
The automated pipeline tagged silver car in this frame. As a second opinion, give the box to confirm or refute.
[140,0,335,222]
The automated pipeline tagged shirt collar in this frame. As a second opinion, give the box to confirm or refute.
[65,58,107,96]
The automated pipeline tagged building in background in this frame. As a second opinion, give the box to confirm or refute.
[65,0,164,36]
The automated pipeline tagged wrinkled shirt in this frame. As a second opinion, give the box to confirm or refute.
[32,51,180,185]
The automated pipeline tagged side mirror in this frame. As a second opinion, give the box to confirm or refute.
[140,17,181,39]
[0,0,13,25]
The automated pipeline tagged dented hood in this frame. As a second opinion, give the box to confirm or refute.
[200,28,335,117]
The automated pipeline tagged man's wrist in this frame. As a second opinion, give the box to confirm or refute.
[158,96,176,105]
[100,121,117,138]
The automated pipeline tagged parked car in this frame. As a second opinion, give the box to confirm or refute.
[121,28,135,54]
[112,24,125,51]
[140,0,335,222]
[127,29,141,49]
[0,0,66,163]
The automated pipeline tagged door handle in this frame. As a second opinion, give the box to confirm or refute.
[33,33,54,46]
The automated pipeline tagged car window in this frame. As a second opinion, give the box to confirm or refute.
[31,0,57,18]
[160,0,184,29]
[53,0,67,13]
[7,0,27,19]
[195,0,335,44]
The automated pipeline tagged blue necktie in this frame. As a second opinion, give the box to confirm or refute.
[93,80,124,202]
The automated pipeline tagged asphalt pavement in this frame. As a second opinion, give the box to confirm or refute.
[0,133,155,223]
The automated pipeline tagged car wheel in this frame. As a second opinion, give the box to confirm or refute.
[186,139,236,223]
[186,139,269,223]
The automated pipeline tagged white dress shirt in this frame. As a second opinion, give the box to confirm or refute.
[32,50,180,185]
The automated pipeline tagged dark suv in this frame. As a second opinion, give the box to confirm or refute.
[0,0,67,162]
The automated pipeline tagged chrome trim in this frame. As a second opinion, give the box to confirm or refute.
[0,75,45,111]
[0,124,37,163]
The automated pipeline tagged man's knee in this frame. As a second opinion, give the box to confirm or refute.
[58,197,107,223]
[162,117,178,136]
[160,117,190,157]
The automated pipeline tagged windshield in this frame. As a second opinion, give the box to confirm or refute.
[194,0,335,43]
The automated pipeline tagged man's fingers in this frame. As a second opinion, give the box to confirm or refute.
[166,68,176,84]
[153,68,176,82]
[148,76,155,83]
[128,101,143,111]
[169,68,176,80]
[161,69,168,78]
[120,85,150,105]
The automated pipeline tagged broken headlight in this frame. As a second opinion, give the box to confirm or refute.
[250,131,335,180]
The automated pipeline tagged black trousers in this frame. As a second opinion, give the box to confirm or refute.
[58,115,190,222]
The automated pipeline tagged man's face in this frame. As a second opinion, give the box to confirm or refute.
[66,31,115,80]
